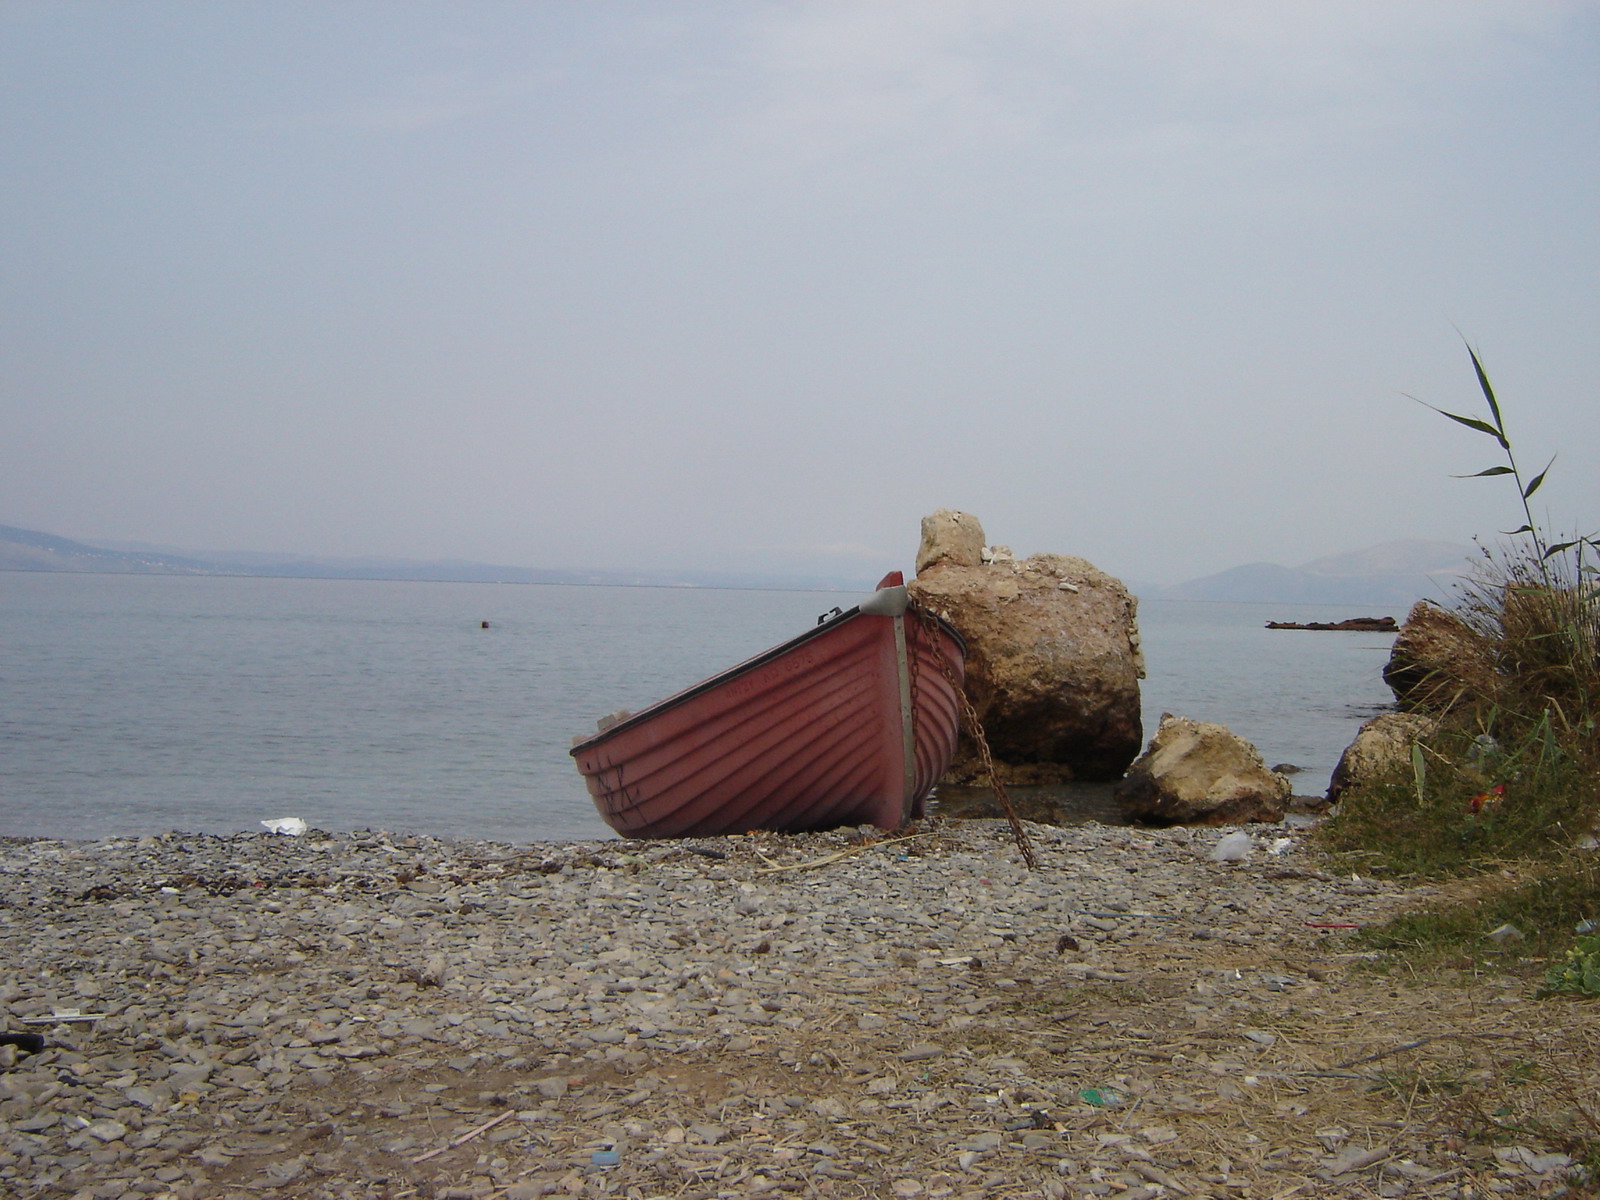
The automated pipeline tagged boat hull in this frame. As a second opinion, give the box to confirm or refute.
[570,591,965,839]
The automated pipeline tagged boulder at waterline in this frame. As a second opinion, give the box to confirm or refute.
[1115,714,1290,826]
[1326,711,1438,804]
[908,512,1144,783]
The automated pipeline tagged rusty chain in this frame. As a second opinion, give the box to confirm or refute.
[915,606,1039,870]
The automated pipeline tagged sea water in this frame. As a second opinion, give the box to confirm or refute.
[0,572,1399,843]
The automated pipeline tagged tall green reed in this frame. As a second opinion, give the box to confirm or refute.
[1316,343,1600,985]
[1414,343,1599,748]
[1412,342,1598,583]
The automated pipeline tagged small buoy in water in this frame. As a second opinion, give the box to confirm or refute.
[481,620,490,629]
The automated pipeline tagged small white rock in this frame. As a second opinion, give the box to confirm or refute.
[82,1118,129,1142]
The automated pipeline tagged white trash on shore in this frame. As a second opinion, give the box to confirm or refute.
[1209,830,1254,862]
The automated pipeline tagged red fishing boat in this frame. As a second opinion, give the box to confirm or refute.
[570,572,966,839]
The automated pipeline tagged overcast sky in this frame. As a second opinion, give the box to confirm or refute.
[3,2,1596,586]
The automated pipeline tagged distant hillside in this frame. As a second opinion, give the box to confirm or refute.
[4,523,1481,602]
[0,523,868,592]
[1153,539,1475,606]
[0,524,217,575]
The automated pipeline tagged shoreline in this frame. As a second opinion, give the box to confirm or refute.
[1,821,1581,1198]
[0,782,1336,849]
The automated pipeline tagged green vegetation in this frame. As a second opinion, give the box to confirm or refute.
[1540,932,1600,998]
[1341,844,1600,964]
[1312,343,1599,1179]
[1317,343,1599,967]
[1413,343,1600,735]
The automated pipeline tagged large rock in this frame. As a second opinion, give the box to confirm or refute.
[915,509,986,573]
[908,515,1143,782]
[1114,715,1290,826]
[1326,711,1437,804]
[1383,600,1495,711]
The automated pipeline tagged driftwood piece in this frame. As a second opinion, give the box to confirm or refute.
[756,834,924,875]
[411,1110,516,1163]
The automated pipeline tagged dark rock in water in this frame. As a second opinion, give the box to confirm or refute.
[1265,616,1398,631]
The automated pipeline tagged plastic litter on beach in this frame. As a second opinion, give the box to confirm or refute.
[261,817,308,836]
[1209,832,1253,863]
[1078,1087,1122,1108]
[20,1008,105,1026]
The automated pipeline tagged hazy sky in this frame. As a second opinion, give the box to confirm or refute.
[4,2,1596,586]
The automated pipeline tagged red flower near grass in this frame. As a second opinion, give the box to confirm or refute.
[1467,783,1506,814]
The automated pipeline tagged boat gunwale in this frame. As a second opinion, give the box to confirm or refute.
[568,600,965,755]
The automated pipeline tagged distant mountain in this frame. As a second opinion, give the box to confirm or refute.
[0,524,218,575]
[1152,539,1475,606]
[0,524,868,592]
[2,523,1480,603]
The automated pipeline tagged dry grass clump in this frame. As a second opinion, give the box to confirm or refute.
[1442,544,1600,766]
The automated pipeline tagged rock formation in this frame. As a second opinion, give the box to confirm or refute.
[908,510,1143,782]
[1265,616,1398,632]
[1326,711,1438,804]
[1114,715,1290,826]
[915,508,987,573]
[1383,600,1495,711]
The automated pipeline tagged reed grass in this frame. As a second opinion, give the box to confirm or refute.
[1310,339,1600,1176]
[1319,342,1600,974]
[1422,344,1599,731]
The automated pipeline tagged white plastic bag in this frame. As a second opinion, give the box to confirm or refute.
[1209,831,1253,863]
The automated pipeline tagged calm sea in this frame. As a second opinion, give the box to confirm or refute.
[0,572,1399,843]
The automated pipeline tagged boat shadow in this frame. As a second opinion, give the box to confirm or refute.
[930,780,1128,827]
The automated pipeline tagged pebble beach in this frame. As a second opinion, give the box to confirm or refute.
[1,820,1588,1199]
